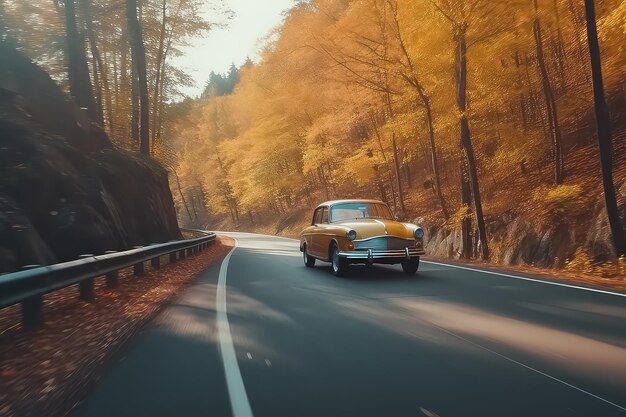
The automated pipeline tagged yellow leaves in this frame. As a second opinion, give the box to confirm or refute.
[166,0,626,244]
[445,204,472,230]
[530,184,588,225]
[342,145,378,186]
[565,247,594,274]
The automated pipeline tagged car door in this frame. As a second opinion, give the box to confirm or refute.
[314,207,330,259]
[308,208,323,257]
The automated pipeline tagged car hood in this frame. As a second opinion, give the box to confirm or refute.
[334,218,413,240]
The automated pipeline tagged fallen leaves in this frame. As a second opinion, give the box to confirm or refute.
[0,236,233,417]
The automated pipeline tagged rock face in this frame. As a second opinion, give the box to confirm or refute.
[0,44,181,272]
[418,189,625,268]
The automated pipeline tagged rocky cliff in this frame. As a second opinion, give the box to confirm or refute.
[420,182,626,268]
[0,44,181,272]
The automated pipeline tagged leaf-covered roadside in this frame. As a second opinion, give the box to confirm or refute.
[0,236,234,417]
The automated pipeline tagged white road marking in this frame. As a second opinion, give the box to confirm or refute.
[217,239,254,417]
[422,260,626,298]
[215,232,625,411]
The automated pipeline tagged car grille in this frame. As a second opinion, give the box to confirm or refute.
[354,236,414,251]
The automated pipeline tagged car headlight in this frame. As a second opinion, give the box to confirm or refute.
[347,230,357,241]
[414,228,424,239]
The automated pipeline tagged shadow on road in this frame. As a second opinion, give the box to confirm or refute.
[313,264,423,281]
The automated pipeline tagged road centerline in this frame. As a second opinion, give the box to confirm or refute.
[217,238,254,417]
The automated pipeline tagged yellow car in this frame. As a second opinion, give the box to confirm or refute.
[300,199,425,276]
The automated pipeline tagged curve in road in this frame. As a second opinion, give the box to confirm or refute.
[74,232,626,417]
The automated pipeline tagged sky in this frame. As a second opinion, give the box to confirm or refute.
[172,0,295,97]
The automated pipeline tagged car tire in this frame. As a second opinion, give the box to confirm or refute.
[303,244,316,267]
[330,243,349,277]
[401,257,419,275]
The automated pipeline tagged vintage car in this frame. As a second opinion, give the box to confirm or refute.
[300,199,425,276]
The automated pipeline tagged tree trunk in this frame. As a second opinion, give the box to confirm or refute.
[189,189,199,221]
[126,0,150,155]
[461,165,473,259]
[514,51,529,132]
[370,114,398,211]
[318,166,330,200]
[388,5,449,220]
[392,133,406,214]
[419,92,449,220]
[80,0,113,130]
[584,0,626,256]
[152,0,167,148]
[405,162,412,188]
[63,0,99,121]
[533,0,564,184]
[172,169,193,222]
[373,165,388,204]
[455,26,489,260]
[79,0,110,127]
[89,45,104,125]
[130,61,139,146]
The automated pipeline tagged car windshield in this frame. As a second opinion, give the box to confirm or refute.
[330,202,393,222]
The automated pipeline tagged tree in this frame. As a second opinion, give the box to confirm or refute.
[389,0,449,219]
[78,0,110,127]
[532,0,564,185]
[62,0,99,122]
[126,0,150,155]
[584,0,626,256]
[431,0,502,260]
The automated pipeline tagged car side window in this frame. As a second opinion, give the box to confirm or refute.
[312,208,322,225]
[321,207,329,224]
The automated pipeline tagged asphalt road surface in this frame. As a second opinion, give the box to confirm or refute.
[74,232,626,417]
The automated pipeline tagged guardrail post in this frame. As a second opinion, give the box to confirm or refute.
[20,265,43,327]
[104,251,118,287]
[151,256,161,269]
[79,280,94,300]
[179,249,186,259]
[169,252,177,263]
[106,271,118,287]
[22,295,43,327]
[78,255,95,301]
[132,247,145,276]
[134,261,144,276]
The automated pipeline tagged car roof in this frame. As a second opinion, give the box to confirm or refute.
[315,199,386,209]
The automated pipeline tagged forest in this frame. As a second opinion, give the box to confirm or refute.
[1,0,624,275]
[171,0,625,274]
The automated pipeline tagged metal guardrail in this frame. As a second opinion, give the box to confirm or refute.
[0,229,216,327]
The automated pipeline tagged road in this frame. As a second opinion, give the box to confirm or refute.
[74,232,626,417]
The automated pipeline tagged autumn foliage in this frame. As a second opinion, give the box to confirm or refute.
[171,0,625,263]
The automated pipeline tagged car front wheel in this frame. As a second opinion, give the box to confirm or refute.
[330,243,349,277]
[401,258,420,275]
[303,244,316,267]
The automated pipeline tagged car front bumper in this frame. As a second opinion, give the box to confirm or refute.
[338,248,425,264]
